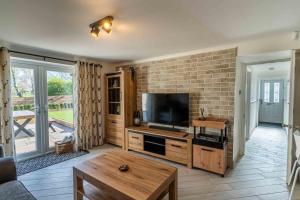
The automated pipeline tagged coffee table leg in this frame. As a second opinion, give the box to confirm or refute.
[73,170,83,200]
[169,171,178,200]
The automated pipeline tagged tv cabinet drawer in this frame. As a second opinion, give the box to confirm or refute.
[166,139,187,153]
[128,132,143,151]
[166,139,187,164]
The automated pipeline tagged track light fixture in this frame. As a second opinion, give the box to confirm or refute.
[89,16,113,38]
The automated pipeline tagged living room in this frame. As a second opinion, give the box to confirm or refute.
[1,1,300,200]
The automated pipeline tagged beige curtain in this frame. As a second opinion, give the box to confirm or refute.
[74,61,103,150]
[0,47,14,156]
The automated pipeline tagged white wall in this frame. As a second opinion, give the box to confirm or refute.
[233,61,247,164]
[248,68,259,138]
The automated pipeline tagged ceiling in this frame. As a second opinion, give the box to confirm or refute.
[250,61,291,79]
[1,0,300,62]
[239,50,291,64]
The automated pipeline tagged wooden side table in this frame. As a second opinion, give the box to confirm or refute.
[192,117,228,176]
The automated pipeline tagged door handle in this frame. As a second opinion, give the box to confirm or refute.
[170,144,182,148]
[32,106,40,114]
[201,148,213,152]
[44,105,49,113]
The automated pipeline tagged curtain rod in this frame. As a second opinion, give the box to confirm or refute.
[8,50,77,64]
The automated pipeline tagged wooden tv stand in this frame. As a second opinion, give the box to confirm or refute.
[125,126,193,168]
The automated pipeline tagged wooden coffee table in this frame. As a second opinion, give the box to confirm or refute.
[73,150,178,200]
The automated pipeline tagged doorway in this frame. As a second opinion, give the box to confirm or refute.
[259,80,284,125]
[242,60,291,181]
[11,59,74,159]
[245,61,291,140]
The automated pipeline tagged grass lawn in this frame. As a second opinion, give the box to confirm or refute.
[48,109,74,123]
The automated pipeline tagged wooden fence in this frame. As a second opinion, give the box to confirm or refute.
[13,95,72,105]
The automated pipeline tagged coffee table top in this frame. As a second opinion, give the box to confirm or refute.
[74,150,177,200]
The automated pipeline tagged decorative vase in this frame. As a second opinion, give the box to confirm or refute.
[133,111,141,126]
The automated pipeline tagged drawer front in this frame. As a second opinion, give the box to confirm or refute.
[166,139,187,154]
[128,132,143,151]
[106,122,123,147]
[106,135,123,146]
[166,139,187,164]
[106,119,123,129]
[106,114,122,121]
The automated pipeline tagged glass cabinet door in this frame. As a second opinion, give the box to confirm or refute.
[107,76,121,115]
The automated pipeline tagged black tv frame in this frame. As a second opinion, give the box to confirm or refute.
[142,93,189,131]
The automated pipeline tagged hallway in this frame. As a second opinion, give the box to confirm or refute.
[246,125,287,171]
[234,125,299,199]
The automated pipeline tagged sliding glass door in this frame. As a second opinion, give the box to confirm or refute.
[11,59,74,158]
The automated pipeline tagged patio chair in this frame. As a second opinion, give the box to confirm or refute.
[288,130,300,200]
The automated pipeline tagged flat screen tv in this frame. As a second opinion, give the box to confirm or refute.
[142,93,189,127]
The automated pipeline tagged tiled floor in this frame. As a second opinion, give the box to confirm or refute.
[18,125,300,200]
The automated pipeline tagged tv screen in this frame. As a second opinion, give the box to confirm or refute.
[142,93,189,127]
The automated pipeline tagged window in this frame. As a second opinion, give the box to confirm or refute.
[264,82,270,103]
[273,82,280,103]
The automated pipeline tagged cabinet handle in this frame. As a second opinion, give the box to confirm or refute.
[171,144,182,148]
[201,148,213,152]
[111,120,117,124]
[131,136,139,139]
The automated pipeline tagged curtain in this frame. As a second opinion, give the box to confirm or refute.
[0,47,14,156]
[74,61,103,150]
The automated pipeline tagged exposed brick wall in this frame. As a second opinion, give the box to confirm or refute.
[118,48,237,166]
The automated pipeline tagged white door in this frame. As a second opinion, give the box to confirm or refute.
[11,59,74,158]
[43,65,74,152]
[11,62,42,157]
[259,80,284,124]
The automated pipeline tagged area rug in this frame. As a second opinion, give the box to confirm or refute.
[17,150,89,176]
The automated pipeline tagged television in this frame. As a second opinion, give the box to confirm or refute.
[142,93,189,127]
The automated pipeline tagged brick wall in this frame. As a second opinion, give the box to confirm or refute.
[119,48,237,166]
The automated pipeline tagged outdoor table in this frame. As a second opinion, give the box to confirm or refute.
[13,110,35,137]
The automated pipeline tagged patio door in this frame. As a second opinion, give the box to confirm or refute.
[43,67,74,150]
[11,59,74,158]
[12,63,41,156]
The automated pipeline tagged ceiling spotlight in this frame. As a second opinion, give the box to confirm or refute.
[102,21,112,33]
[89,16,113,37]
[90,26,100,38]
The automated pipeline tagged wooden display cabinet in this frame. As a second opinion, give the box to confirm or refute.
[105,68,136,149]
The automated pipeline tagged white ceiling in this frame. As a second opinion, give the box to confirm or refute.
[0,0,300,62]
[250,61,291,79]
[239,50,291,64]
